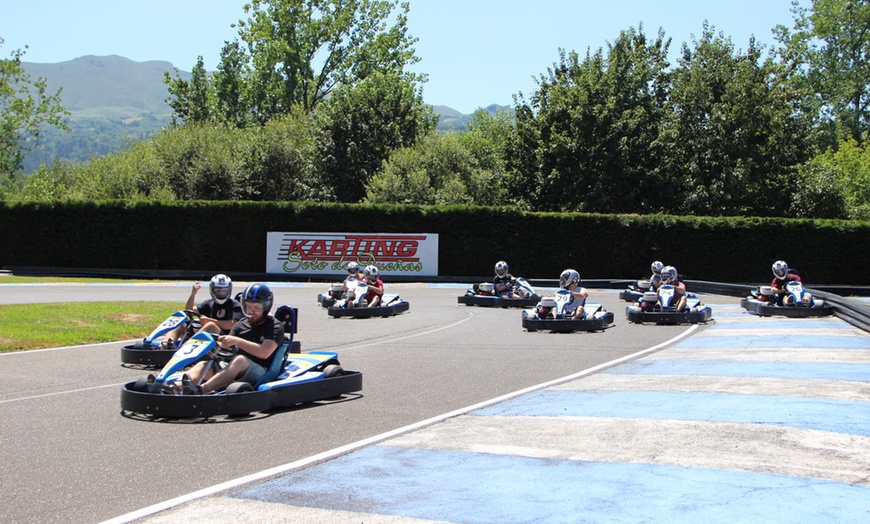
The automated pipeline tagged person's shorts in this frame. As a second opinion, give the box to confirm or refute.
[238,358,267,385]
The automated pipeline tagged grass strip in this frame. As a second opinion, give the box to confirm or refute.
[0,301,180,352]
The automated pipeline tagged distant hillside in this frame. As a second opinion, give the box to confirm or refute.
[24,55,183,119]
[19,55,506,172]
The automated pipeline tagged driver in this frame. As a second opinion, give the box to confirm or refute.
[559,269,588,319]
[343,261,364,293]
[648,261,664,290]
[362,265,384,308]
[767,260,802,306]
[159,274,243,350]
[657,266,688,312]
[493,260,518,298]
[180,283,285,395]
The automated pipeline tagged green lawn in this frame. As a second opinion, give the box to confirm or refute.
[0,301,179,352]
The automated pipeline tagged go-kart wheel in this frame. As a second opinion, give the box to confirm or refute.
[132,376,151,392]
[323,365,344,378]
[225,382,254,394]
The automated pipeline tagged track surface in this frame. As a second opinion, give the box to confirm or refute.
[0,282,722,523]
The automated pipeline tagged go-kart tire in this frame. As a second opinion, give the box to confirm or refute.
[323,365,344,378]
[132,376,151,392]
[226,382,254,394]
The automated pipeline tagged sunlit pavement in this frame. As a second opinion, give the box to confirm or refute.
[134,303,870,524]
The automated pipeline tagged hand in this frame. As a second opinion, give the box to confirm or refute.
[191,281,201,293]
[217,335,232,348]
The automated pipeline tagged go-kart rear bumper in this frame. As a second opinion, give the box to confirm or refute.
[740,298,833,317]
[522,312,615,332]
[458,294,541,308]
[328,301,410,318]
[625,306,712,324]
[120,370,362,418]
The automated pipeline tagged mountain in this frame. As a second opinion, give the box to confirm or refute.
[19,55,506,172]
[24,55,184,119]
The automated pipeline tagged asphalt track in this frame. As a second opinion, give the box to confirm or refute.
[129,300,870,524]
[4,283,869,522]
[1,282,692,524]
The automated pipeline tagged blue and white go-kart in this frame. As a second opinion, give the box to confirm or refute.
[522,289,614,332]
[327,278,409,318]
[458,277,541,308]
[121,308,300,367]
[120,310,203,367]
[740,281,833,317]
[626,285,712,324]
[618,279,654,302]
[317,282,346,308]
[120,306,361,418]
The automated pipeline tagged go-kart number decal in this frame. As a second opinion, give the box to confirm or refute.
[179,338,210,356]
[157,315,186,330]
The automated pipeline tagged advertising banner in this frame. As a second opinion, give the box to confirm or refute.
[266,232,439,277]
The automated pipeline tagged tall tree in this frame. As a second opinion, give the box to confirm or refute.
[513,26,671,213]
[776,0,870,143]
[660,24,812,216]
[314,70,436,202]
[167,0,421,126]
[0,39,69,176]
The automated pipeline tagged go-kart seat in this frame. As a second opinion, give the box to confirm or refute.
[253,306,297,389]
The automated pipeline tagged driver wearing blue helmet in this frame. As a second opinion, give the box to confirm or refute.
[180,283,285,395]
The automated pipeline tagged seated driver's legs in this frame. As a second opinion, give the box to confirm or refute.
[201,355,255,394]
[367,294,381,308]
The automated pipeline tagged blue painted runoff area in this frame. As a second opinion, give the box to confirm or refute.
[471,390,870,436]
[709,318,847,329]
[674,334,870,349]
[607,359,870,382]
[230,445,870,524]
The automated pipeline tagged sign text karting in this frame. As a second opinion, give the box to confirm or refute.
[266,232,439,276]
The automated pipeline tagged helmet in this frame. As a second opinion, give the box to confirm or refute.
[364,265,379,282]
[347,261,360,274]
[240,283,273,317]
[661,266,678,284]
[559,269,581,289]
[772,260,788,279]
[651,261,664,274]
[209,274,232,304]
[495,261,509,277]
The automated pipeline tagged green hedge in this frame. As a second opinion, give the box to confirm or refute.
[1,201,868,284]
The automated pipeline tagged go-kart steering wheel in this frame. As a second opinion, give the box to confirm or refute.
[213,345,238,361]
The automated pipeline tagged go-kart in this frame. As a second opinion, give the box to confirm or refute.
[120,310,202,367]
[317,282,346,308]
[619,280,653,302]
[522,289,614,332]
[120,307,361,418]
[741,281,833,317]
[121,309,301,367]
[626,285,712,324]
[327,279,409,318]
[458,278,541,308]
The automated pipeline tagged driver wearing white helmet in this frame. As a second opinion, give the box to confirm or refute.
[493,261,519,298]
[559,269,588,319]
[363,265,384,307]
[658,266,688,312]
[159,274,243,350]
[768,260,803,306]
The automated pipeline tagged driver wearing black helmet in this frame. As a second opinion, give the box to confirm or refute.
[180,283,285,395]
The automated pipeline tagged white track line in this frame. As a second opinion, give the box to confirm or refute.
[101,325,699,524]
[0,383,123,404]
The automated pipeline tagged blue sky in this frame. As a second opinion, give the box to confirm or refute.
[1,0,800,114]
